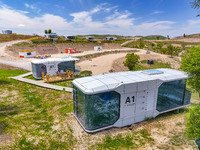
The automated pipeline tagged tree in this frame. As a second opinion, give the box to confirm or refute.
[183,33,186,37]
[138,40,145,49]
[123,53,140,71]
[191,0,200,16]
[167,35,170,39]
[44,30,47,34]
[167,44,174,57]
[181,43,187,50]
[156,42,163,50]
[48,29,52,34]
[186,104,200,139]
[181,46,200,97]
[173,46,182,56]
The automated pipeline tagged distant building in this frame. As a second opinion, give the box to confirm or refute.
[86,36,94,42]
[2,30,12,34]
[106,37,117,41]
[67,36,76,41]
[44,33,58,39]
[19,50,36,58]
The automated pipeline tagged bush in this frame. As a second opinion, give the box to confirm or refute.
[80,70,92,77]
[186,104,200,139]
[123,53,140,70]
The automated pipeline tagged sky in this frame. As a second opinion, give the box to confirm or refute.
[0,0,199,37]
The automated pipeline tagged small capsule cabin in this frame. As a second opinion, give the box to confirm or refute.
[72,69,191,133]
[31,57,79,79]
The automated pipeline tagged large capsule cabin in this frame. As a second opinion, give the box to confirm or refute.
[72,69,191,133]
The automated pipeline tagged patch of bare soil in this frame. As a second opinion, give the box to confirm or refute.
[0,63,24,70]
[171,38,200,43]
[77,53,130,75]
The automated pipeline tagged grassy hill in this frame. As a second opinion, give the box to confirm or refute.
[141,35,167,40]
[175,33,200,38]
[76,34,133,39]
[0,34,39,43]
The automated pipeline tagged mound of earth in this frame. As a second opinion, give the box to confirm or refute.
[6,42,122,57]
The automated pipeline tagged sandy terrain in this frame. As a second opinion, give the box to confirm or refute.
[77,49,181,75]
[171,38,200,43]
[77,53,129,75]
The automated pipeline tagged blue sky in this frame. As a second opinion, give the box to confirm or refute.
[0,0,199,37]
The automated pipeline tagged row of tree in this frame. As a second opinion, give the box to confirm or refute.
[44,29,52,34]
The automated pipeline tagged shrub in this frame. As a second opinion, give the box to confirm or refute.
[80,70,92,77]
[123,53,140,70]
[186,104,200,139]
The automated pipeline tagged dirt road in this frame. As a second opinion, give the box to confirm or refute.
[0,40,32,71]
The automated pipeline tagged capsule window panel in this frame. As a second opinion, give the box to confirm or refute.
[156,80,188,112]
[73,88,120,130]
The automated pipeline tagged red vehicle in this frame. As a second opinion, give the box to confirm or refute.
[66,48,76,54]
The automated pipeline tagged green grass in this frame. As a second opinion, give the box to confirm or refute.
[76,34,131,39]
[90,129,154,149]
[0,69,76,149]
[0,34,37,43]
[138,60,171,70]
[141,35,167,40]
[0,68,198,149]
[50,80,73,87]
[101,39,130,44]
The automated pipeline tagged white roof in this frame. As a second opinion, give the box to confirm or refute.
[31,57,80,64]
[73,68,188,94]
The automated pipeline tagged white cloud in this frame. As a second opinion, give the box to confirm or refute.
[132,21,175,36]
[151,10,164,15]
[188,19,200,25]
[24,3,41,13]
[178,19,200,35]
[3,3,199,37]
[18,24,25,27]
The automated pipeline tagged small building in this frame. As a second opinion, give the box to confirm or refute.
[44,33,58,39]
[94,46,102,51]
[31,57,80,79]
[66,48,76,54]
[85,36,94,42]
[2,30,12,34]
[67,36,76,41]
[72,69,191,133]
[106,37,117,41]
[19,50,36,58]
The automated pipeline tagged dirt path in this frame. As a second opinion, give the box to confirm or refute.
[77,49,181,75]
[77,53,128,75]
[0,40,25,59]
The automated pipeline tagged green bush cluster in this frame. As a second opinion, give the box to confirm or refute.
[186,104,200,139]
[123,53,140,70]
[123,40,182,56]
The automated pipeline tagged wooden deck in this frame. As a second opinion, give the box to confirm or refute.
[9,72,73,92]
